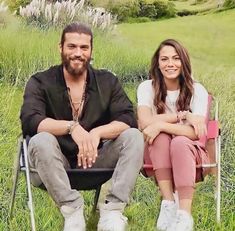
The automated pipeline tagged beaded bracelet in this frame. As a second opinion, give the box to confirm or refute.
[176,110,189,123]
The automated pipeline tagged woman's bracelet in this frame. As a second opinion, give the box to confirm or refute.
[176,110,189,123]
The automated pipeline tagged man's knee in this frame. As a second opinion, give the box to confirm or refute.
[28,132,59,160]
[119,128,144,161]
[120,128,144,148]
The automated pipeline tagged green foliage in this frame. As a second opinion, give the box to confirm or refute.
[125,16,152,23]
[152,0,176,18]
[177,8,199,16]
[6,0,30,12]
[106,0,176,22]
[191,0,208,5]
[107,1,140,22]
[224,0,235,8]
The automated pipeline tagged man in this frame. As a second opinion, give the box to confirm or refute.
[20,22,144,231]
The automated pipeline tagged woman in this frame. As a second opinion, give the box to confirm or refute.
[137,39,209,231]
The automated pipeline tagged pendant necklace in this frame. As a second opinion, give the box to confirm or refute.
[67,79,87,122]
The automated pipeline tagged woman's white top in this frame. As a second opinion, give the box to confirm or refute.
[137,80,208,116]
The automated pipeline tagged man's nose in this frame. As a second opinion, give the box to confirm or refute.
[74,47,82,56]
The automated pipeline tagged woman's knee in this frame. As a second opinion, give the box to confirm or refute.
[170,136,192,158]
[152,132,171,147]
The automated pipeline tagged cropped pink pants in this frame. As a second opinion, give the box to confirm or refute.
[145,133,209,200]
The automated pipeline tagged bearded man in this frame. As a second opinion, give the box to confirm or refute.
[20,22,144,231]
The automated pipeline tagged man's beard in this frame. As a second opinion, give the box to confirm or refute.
[61,53,90,76]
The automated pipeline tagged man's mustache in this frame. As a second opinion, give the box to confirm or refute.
[70,56,85,62]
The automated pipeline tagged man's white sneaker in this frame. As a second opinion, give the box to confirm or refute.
[167,210,193,231]
[60,205,85,231]
[98,202,128,231]
[156,200,177,231]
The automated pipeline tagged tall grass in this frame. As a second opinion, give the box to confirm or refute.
[0,8,235,231]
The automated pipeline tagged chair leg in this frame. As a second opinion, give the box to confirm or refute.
[216,135,221,224]
[93,185,102,213]
[23,139,37,231]
[9,138,22,218]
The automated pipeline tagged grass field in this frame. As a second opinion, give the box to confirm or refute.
[0,7,235,231]
[173,0,218,11]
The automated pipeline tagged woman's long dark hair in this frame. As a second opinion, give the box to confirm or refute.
[150,39,194,114]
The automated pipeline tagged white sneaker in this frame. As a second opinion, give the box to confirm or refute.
[98,202,128,231]
[60,205,85,231]
[167,210,193,231]
[156,200,177,231]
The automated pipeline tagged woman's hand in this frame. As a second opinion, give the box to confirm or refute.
[142,121,163,145]
[186,113,207,138]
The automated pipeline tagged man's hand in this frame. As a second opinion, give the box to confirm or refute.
[143,121,162,145]
[71,124,100,169]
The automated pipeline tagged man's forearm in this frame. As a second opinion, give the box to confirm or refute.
[90,121,130,140]
[37,118,71,135]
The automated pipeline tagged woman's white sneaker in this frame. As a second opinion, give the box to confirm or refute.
[156,200,177,231]
[167,210,193,231]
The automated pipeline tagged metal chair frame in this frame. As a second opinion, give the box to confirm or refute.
[9,137,114,231]
[142,96,221,224]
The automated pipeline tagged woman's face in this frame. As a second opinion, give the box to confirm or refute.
[158,45,182,81]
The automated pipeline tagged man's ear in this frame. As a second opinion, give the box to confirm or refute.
[59,43,62,54]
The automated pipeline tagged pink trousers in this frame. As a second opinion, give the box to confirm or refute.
[145,133,209,200]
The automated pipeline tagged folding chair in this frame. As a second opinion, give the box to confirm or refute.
[9,136,114,231]
[142,95,221,224]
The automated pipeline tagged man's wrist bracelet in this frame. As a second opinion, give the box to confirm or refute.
[67,121,79,135]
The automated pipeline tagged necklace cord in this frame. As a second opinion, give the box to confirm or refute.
[67,79,87,122]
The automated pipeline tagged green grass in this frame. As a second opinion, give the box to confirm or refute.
[173,0,218,11]
[1,9,235,231]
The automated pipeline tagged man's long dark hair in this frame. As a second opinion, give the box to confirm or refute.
[150,39,194,113]
[60,22,93,49]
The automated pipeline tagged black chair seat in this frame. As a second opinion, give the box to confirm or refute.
[67,168,114,190]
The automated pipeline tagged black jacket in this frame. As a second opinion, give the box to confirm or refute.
[20,64,137,167]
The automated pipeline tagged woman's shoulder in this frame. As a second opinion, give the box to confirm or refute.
[193,82,208,94]
[138,79,153,90]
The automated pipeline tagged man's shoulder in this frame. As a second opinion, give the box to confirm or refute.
[93,67,117,80]
[31,65,61,82]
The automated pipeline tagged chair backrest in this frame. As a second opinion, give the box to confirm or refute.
[142,95,220,177]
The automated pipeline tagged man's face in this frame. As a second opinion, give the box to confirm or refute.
[60,32,92,77]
